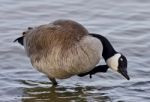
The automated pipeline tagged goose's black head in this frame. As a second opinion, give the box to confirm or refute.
[106,53,129,80]
[89,33,130,80]
[117,54,129,80]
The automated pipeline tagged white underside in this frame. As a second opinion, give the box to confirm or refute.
[26,36,103,79]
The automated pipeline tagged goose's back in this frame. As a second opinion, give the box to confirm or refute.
[24,20,88,56]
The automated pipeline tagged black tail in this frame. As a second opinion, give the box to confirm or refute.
[14,36,24,45]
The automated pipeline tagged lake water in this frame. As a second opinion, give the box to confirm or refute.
[0,0,150,102]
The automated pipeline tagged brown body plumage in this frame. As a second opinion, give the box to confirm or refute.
[18,20,103,85]
[24,20,88,56]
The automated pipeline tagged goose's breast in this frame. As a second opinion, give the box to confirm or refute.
[65,35,103,75]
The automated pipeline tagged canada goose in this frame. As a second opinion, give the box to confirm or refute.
[14,19,129,85]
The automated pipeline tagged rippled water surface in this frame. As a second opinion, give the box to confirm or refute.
[0,0,150,102]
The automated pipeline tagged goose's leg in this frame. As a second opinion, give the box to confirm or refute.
[48,77,58,86]
[78,65,109,78]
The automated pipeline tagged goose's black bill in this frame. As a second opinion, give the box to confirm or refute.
[14,36,24,45]
[118,68,130,80]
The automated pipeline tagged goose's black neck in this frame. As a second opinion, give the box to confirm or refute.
[89,33,117,61]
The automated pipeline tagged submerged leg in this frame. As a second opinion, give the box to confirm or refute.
[78,65,109,78]
[48,77,58,86]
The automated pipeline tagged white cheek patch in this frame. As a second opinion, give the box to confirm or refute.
[106,53,121,71]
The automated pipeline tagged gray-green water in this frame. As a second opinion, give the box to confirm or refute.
[0,0,150,102]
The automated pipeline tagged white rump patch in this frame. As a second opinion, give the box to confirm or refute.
[106,53,121,71]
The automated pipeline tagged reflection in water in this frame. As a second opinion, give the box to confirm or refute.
[21,80,111,102]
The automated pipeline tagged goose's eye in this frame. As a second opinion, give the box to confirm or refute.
[120,58,123,61]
